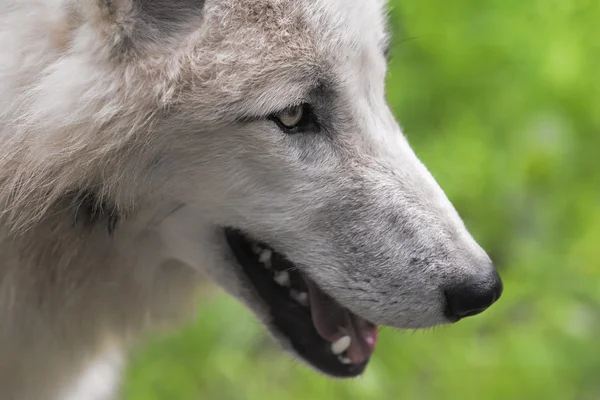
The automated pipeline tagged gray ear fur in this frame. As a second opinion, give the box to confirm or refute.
[93,0,206,53]
[135,0,206,37]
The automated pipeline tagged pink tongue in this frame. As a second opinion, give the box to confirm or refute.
[306,279,378,364]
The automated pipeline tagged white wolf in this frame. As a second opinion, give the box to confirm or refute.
[0,0,502,398]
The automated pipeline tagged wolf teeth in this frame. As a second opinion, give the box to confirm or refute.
[338,355,352,365]
[258,248,272,267]
[290,289,309,306]
[331,336,351,355]
[273,271,290,287]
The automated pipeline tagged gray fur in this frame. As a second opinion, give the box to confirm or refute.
[0,0,496,398]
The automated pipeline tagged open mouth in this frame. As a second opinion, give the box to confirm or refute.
[224,228,378,378]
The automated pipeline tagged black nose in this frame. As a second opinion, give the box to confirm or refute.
[444,269,503,321]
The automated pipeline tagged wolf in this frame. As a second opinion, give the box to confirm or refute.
[0,0,502,398]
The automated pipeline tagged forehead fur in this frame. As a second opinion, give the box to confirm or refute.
[167,0,390,117]
[67,0,389,121]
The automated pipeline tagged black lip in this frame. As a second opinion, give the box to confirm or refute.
[224,228,368,378]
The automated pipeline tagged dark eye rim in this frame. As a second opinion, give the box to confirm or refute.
[268,103,319,134]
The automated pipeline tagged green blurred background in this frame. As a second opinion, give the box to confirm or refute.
[124,1,600,399]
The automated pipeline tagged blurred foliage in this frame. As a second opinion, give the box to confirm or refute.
[124,1,600,399]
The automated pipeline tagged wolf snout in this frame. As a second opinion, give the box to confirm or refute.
[443,268,503,321]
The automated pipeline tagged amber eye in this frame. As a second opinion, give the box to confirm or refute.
[269,103,319,134]
[275,105,304,128]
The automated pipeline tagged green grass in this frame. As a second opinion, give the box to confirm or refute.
[123,1,600,399]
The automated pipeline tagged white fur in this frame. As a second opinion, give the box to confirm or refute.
[0,0,497,398]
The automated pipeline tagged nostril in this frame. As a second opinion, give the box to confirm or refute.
[444,269,503,321]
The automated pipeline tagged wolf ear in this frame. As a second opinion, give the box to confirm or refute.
[92,0,206,50]
[134,0,206,34]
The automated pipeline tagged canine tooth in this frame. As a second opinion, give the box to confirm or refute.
[338,355,352,365]
[273,271,290,287]
[290,289,309,306]
[331,336,351,355]
[259,249,272,265]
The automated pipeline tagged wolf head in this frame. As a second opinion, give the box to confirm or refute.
[1,0,502,378]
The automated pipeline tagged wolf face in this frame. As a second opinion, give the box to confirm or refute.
[0,0,502,383]
[141,0,503,377]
